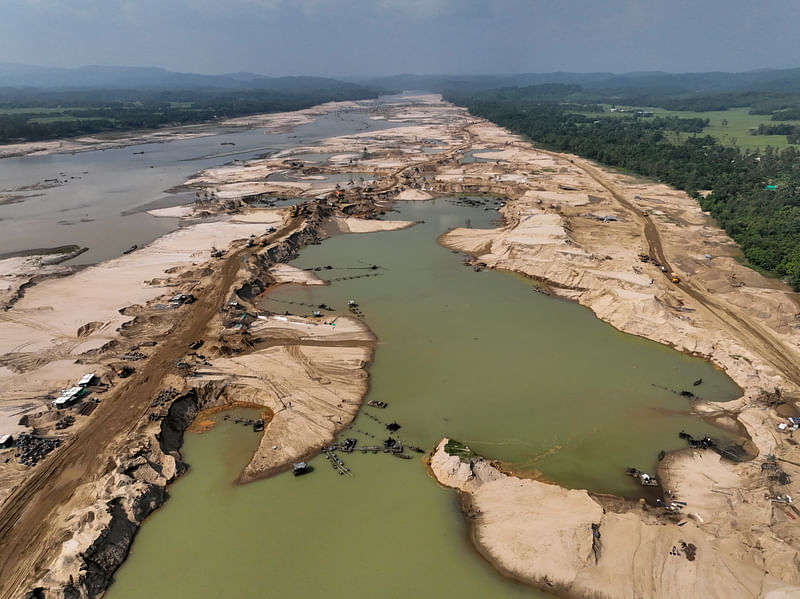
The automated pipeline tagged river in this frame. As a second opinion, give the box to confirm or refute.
[0,97,403,265]
[105,199,740,599]
[2,96,743,598]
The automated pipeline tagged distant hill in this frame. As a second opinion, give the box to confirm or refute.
[0,66,382,146]
[6,63,800,98]
[0,63,367,92]
[359,68,800,95]
[357,73,614,94]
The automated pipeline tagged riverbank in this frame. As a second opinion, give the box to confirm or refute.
[192,314,376,483]
[1,94,799,599]
[431,438,800,598]
[430,126,800,594]
[0,94,446,597]
[205,94,800,595]
[0,194,403,597]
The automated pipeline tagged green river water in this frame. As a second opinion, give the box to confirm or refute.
[107,198,742,599]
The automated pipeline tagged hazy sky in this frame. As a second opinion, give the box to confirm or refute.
[3,0,800,76]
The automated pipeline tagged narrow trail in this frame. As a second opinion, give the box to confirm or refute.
[542,149,800,389]
[0,216,304,599]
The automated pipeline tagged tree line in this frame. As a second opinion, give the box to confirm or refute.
[0,85,379,144]
[751,123,800,144]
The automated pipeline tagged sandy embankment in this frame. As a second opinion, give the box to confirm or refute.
[192,315,375,482]
[395,189,434,201]
[326,216,415,234]
[146,205,197,219]
[431,439,799,598]
[221,100,366,130]
[268,264,326,286]
[0,213,282,366]
[185,96,468,203]
[0,209,283,501]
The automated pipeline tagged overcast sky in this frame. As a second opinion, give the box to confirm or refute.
[3,0,800,76]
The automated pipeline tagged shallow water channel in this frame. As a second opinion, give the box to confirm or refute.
[0,98,401,265]
[107,199,741,598]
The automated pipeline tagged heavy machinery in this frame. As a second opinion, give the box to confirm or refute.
[671,272,681,284]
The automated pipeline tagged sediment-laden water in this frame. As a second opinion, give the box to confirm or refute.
[106,199,741,599]
[108,409,544,598]
[3,94,744,597]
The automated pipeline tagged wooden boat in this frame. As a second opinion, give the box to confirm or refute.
[625,467,658,486]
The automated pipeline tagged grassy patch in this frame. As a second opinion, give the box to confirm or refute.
[0,107,85,115]
[27,116,113,124]
[444,439,477,462]
[570,105,800,150]
[646,106,797,150]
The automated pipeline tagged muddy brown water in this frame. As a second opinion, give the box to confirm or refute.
[106,198,741,599]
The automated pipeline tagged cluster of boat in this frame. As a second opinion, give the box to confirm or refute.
[678,431,715,449]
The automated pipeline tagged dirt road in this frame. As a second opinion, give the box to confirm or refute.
[557,151,800,389]
[0,217,303,599]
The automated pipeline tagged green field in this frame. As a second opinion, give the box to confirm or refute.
[611,106,800,151]
[0,106,89,115]
[27,115,113,124]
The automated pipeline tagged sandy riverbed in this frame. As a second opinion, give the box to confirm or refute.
[431,438,800,598]
[429,122,800,596]
[192,315,375,482]
[2,94,800,599]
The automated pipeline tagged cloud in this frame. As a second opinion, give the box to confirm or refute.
[4,0,800,75]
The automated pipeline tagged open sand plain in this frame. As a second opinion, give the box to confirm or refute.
[0,94,799,598]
